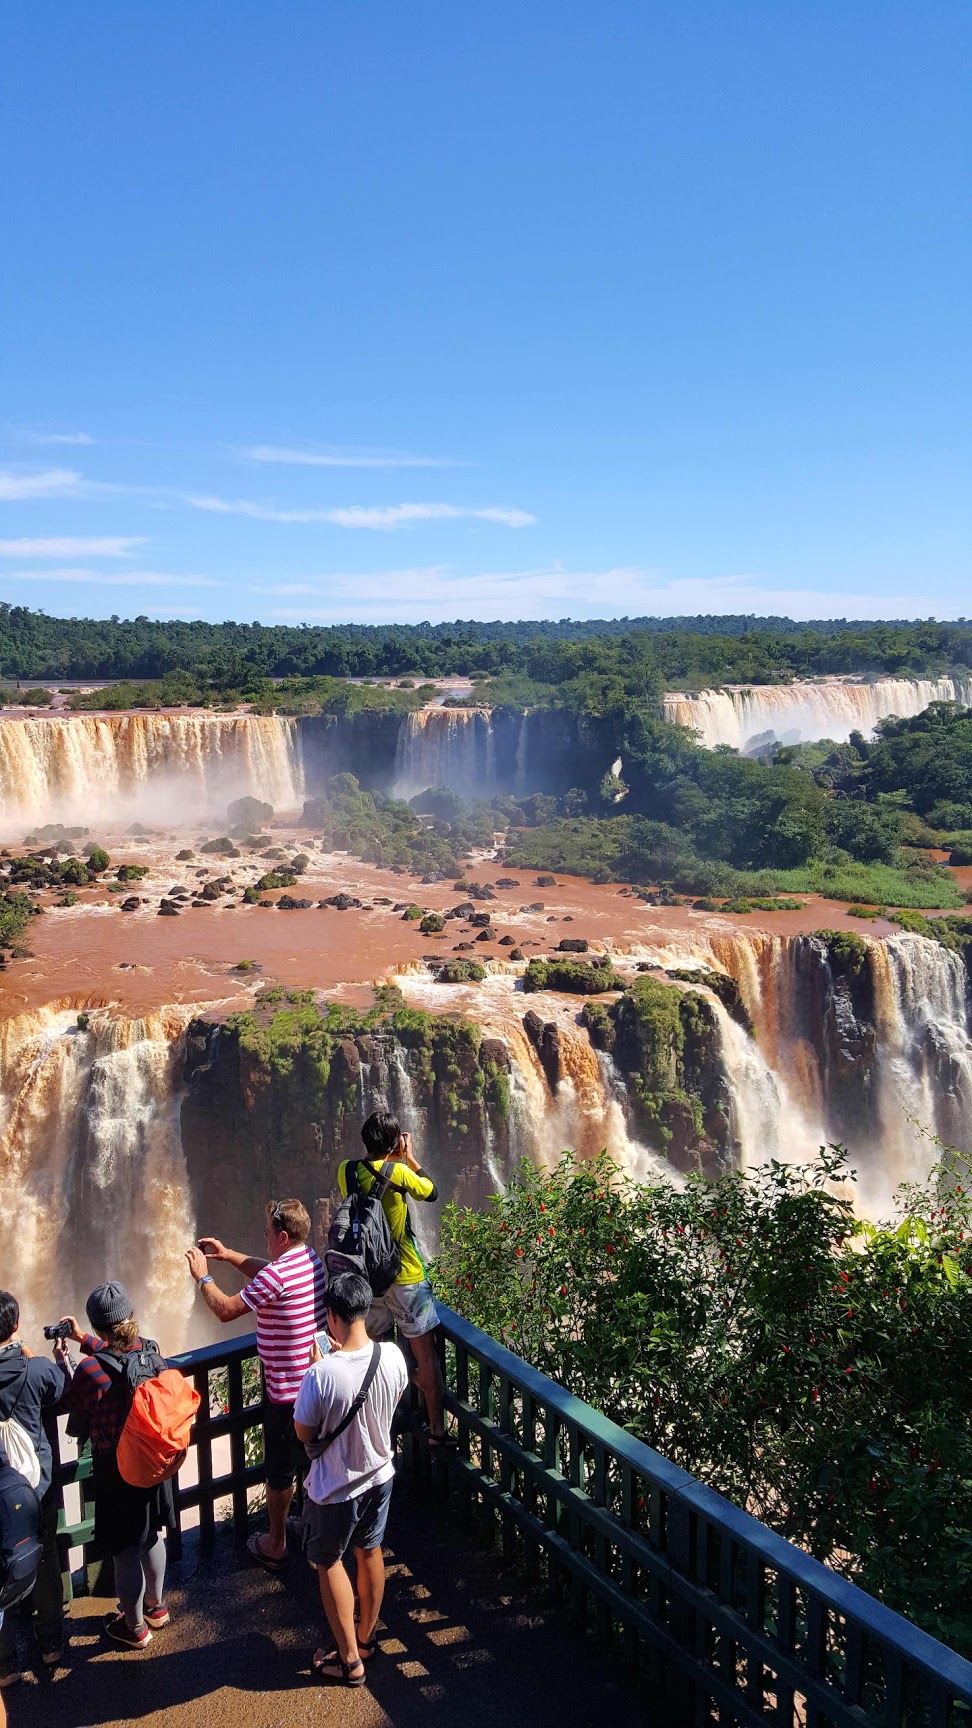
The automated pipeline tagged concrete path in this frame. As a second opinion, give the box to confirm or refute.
[9,1480,649,1728]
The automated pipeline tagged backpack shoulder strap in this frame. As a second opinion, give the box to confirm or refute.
[308,1343,383,1458]
[366,1159,397,1195]
[97,1340,163,1387]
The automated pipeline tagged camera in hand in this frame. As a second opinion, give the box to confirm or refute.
[43,1320,73,1340]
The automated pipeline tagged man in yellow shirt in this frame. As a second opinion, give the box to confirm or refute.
[337,1112,450,1447]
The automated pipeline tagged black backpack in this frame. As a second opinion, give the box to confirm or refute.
[327,1161,402,1296]
[98,1338,167,1411]
[0,1453,42,1611]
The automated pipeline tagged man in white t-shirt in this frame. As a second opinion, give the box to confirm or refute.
[294,1271,408,1689]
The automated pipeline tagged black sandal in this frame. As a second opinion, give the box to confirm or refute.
[313,1650,366,1686]
[427,1430,458,1450]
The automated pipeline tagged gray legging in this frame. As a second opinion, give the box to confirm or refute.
[114,1532,167,1629]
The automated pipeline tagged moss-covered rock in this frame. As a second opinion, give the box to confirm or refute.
[522,956,625,994]
[181,992,514,1250]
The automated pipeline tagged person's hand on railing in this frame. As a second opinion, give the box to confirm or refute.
[196,1236,228,1260]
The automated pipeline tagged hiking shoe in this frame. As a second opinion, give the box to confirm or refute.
[104,1614,152,1651]
[115,1600,170,1630]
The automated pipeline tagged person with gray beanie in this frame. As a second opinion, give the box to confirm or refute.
[56,1283,175,1652]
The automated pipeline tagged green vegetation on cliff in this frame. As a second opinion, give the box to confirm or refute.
[435,1147,972,1655]
[301,773,498,879]
[582,974,721,1154]
[224,988,495,1140]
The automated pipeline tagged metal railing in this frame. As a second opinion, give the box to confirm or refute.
[50,1314,972,1726]
[426,1305,972,1728]
[52,1334,266,1592]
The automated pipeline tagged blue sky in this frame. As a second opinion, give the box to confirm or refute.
[1,3,969,627]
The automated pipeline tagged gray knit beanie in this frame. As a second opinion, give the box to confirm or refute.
[86,1281,134,1331]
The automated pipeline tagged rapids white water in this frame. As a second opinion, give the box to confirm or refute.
[0,1006,195,1345]
[663,675,972,753]
[394,929,972,1218]
[0,711,304,833]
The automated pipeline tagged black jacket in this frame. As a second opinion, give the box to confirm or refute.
[0,1344,63,1498]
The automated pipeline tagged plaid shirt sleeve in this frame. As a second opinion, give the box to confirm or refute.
[59,1334,113,1414]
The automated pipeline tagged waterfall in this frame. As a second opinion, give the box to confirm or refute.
[0,711,304,834]
[870,935,972,1190]
[513,713,530,798]
[0,1007,195,1345]
[391,707,497,800]
[663,675,972,752]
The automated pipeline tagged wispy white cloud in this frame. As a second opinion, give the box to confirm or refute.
[260,565,964,624]
[0,536,144,558]
[3,568,222,588]
[330,504,534,529]
[19,430,94,446]
[0,469,84,500]
[189,495,535,528]
[242,445,454,469]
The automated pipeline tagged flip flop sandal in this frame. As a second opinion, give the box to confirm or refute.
[312,1651,366,1687]
[426,1430,458,1450]
[246,1533,288,1573]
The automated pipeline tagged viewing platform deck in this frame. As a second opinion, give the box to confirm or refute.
[11,1309,972,1728]
[22,1478,645,1728]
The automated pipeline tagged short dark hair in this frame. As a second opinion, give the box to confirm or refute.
[361,1109,401,1159]
[325,1271,373,1325]
[0,1292,18,1345]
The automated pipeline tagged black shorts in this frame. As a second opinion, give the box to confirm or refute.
[263,1398,308,1492]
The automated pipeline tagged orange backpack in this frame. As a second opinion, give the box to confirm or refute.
[102,1342,201,1490]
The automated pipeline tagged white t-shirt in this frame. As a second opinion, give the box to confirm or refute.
[294,1341,408,1507]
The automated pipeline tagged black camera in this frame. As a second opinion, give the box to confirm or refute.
[43,1320,73,1341]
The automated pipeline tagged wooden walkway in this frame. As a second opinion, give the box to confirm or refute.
[9,1478,648,1728]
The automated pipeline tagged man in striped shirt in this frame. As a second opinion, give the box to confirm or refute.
[186,1198,326,1571]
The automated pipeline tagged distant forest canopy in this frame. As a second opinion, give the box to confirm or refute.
[0,602,970,689]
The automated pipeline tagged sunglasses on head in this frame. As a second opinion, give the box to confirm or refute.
[268,1203,284,1227]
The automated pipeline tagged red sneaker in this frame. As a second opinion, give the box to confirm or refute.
[104,1614,152,1651]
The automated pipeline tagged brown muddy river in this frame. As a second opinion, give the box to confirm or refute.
[0,822,913,1017]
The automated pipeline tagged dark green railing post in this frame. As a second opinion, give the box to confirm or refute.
[417,1304,972,1728]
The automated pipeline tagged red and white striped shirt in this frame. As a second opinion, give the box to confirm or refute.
[241,1244,326,1405]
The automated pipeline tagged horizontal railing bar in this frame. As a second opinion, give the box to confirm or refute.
[174,1462,265,1513]
[188,1406,264,1443]
[440,1307,697,1496]
[436,1305,972,1703]
[451,1452,776,1728]
[449,1406,872,1728]
[166,1334,260,1373]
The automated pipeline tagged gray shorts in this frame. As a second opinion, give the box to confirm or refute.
[366,1279,438,1339]
[302,1476,394,1565]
